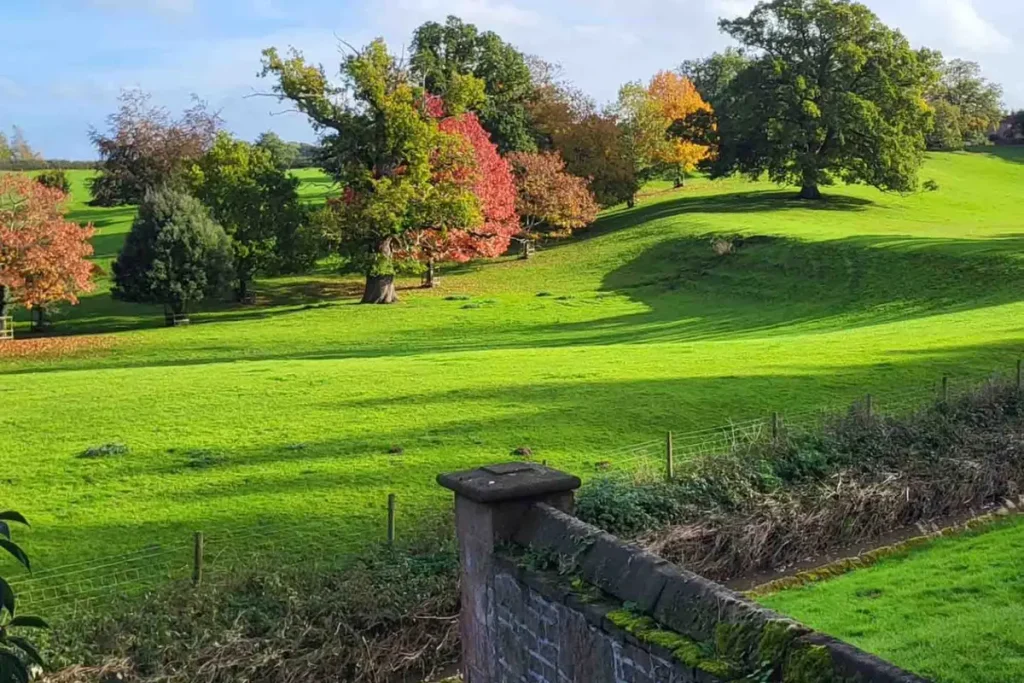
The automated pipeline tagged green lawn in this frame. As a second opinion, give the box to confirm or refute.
[760,516,1024,683]
[3,151,1024,576]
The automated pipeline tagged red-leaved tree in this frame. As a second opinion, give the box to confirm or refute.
[507,151,599,258]
[0,175,95,334]
[406,103,519,287]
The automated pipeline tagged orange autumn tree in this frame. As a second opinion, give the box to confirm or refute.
[647,71,714,186]
[507,151,599,258]
[0,175,95,335]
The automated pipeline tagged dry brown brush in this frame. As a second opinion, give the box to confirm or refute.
[576,379,1024,581]
[43,547,459,683]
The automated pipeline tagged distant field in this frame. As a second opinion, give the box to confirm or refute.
[2,150,1024,575]
[761,516,1024,683]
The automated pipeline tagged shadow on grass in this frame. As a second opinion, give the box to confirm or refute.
[539,232,1024,347]
[966,145,1024,165]
[46,336,1024,557]
[8,230,1024,375]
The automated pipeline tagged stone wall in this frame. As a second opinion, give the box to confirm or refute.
[439,463,931,683]
[490,564,701,683]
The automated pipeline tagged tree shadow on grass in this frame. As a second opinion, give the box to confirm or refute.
[542,232,1024,347]
[441,189,876,279]
[43,336,1024,566]
[965,145,1024,165]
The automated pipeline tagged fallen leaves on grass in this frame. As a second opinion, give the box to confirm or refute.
[0,335,116,360]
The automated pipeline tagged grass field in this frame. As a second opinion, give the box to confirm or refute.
[3,150,1024,575]
[760,516,1024,683]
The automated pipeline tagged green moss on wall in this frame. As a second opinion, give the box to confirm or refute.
[784,644,834,683]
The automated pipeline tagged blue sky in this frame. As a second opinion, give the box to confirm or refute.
[2,0,1021,159]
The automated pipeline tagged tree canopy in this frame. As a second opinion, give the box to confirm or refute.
[255,131,300,169]
[618,71,714,188]
[926,58,1004,149]
[89,89,221,206]
[261,39,483,303]
[189,133,313,300]
[679,48,751,111]
[507,151,599,257]
[0,174,95,329]
[712,0,935,199]
[402,109,519,283]
[112,187,233,322]
[411,16,537,154]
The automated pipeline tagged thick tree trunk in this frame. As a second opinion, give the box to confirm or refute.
[423,259,436,288]
[519,240,534,260]
[799,184,822,200]
[627,196,636,209]
[674,167,685,188]
[31,307,46,333]
[362,274,398,304]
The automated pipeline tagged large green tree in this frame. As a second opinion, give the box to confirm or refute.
[712,0,936,199]
[410,16,536,154]
[189,133,313,301]
[112,188,233,324]
[260,40,482,304]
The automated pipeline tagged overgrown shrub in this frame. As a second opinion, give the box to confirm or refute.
[36,169,71,195]
[575,479,683,535]
[578,379,1024,580]
[46,545,459,683]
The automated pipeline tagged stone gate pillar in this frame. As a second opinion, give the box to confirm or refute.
[438,463,581,683]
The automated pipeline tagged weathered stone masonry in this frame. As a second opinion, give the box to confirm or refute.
[439,462,932,683]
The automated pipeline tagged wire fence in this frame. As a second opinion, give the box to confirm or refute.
[8,362,1021,619]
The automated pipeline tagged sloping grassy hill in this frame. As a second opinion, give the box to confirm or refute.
[2,150,1024,568]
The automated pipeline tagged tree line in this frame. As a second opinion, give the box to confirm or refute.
[1,0,1018,331]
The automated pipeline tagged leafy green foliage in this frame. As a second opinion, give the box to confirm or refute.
[411,15,537,153]
[0,511,49,683]
[261,39,481,303]
[925,99,965,151]
[927,58,1004,148]
[712,0,935,198]
[679,48,751,111]
[111,187,233,319]
[189,133,314,299]
[34,170,71,195]
[575,479,682,535]
[254,131,300,170]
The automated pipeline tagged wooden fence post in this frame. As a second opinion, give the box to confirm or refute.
[192,532,204,586]
[387,493,397,547]
[666,432,674,482]
[771,412,780,440]
[942,376,949,403]
[865,394,873,418]
[1017,360,1021,394]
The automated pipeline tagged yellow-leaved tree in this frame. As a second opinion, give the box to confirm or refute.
[647,71,714,187]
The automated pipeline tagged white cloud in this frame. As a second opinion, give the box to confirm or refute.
[917,0,1011,53]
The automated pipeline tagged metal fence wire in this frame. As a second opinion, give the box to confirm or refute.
[7,365,1019,617]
